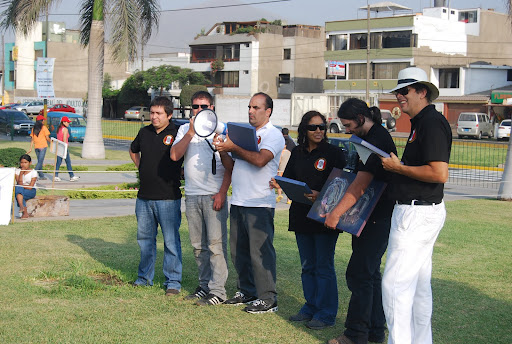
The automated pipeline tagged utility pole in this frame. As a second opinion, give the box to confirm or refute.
[43,4,49,122]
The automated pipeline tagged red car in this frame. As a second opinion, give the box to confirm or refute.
[39,103,76,115]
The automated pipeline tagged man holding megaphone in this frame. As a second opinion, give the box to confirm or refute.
[171,91,233,306]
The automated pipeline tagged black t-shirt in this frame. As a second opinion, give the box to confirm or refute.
[355,123,398,205]
[283,141,346,234]
[391,105,452,204]
[131,123,183,200]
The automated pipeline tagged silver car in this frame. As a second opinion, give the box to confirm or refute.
[457,112,493,139]
[124,106,150,121]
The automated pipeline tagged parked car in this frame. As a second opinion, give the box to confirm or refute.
[124,106,150,121]
[496,119,511,141]
[39,104,76,115]
[13,101,45,116]
[0,109,34,135]
[172,118,190,129]
[327,109,396,133]
[327,137,358,172]
[47,112,86,142]
[0,103,20,110]
[456,112,493,139]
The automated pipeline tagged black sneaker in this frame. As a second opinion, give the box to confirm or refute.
[195,293,225,306]
[243,299,278,314]
[224,291,257,305]
[184,286,208,300]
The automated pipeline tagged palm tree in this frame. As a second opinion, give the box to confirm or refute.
[0,0,159,159]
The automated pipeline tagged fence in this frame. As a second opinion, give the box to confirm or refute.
[100,119,509,189]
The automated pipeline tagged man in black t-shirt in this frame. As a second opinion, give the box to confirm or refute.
[129,97,184,296]
[381,67,452,344]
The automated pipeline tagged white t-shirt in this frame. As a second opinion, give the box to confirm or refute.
[231,121,285,208]
[15,169,38,185]
[174,123,226,196]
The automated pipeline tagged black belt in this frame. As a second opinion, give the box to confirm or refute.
[396,200,441,206]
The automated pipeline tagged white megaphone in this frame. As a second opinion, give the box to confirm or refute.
[193,109,227,137]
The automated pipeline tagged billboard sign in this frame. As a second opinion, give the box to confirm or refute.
[328,61,346,77]
[36,57,55,98]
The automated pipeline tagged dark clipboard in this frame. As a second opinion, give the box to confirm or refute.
[227,122,259,160]
[274,176,313,205]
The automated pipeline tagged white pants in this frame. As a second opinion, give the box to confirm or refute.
[382,202,446,344]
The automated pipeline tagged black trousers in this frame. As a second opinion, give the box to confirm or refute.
[344,204,393,344]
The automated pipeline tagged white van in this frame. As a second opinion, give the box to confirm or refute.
[456,112,493,139]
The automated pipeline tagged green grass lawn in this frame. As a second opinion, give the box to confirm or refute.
[0,199,510,343]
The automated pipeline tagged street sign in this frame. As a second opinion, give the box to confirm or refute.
[328,61,346,77]
[36,57,55,98]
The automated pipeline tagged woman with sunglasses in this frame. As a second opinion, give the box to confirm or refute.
[325,98,397,344]
[272,110,345,330]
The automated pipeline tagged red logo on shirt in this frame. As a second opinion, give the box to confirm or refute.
[408,130,417,143]
[314,158,326,171]
[163,135,174,145]
[257,136,261,144]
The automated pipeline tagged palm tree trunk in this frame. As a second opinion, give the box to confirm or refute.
[82,19,106,159]
[498,138,512,200]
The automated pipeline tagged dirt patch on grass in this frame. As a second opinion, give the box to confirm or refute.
[90,273,124,286]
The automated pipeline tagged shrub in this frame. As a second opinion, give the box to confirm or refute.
[66,183,139,199]
[42,164,89,171]
[0,148,28,167]
[180,85,208,107]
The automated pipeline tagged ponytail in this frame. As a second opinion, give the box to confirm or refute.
[369,106,382,125]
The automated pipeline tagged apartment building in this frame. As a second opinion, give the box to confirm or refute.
[189,21,326,99]
[324,4,512,129]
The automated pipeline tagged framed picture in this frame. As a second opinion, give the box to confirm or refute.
[50,138,68,159]
[307,168,386,237]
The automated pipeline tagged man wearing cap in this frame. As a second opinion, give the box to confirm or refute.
[381,67,452,344]
[170,91,232,306]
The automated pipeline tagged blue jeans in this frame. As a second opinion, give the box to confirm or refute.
[15,186,36,208]
[185,195,229,299]
[35,147,47,178]
[295,231,339,325]
[55,150,74,177]
[134,198,182,289]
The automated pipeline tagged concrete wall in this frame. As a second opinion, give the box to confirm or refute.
[214,95,291,126]
[257,33,284,99]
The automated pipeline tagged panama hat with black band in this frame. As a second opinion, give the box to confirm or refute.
[389,67,439,101]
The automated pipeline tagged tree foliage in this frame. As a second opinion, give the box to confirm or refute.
[117,70,150,114]
[143,65,206,95]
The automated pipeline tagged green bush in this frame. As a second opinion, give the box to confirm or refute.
[180,85,208,107]
[106,163,137,171]
[66,183,139,199]
[42,164,89,171]
[0,148,28,167]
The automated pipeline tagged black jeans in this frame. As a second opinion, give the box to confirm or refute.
[230,205,277,304]
[344,204,393,344]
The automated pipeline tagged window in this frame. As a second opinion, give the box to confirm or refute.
[348,62,410,79]
[439,68,459,88]
[327,34,348,51]
[9,70,14,82]
[349,33,367,50]
[35,50,44,59]
[507,69,512,81]
[206,71,240,88]
[243,70,249,75]
[279,74,290,84]
[283,48,291,60]
[371,31,416,49]
[191,46,216,62]
[459,10,477,23]
[222,44,240,61]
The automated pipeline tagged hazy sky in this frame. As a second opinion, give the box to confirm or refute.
[2,0,509,53]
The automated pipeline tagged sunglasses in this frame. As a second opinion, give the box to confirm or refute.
[192,104,209,109]
[306,124,326,131]
[393,87,411,96]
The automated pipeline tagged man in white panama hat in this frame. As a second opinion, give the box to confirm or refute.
[380,67,452,344]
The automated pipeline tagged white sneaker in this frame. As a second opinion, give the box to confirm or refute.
[70,176,80,182]
[54,176,61,182]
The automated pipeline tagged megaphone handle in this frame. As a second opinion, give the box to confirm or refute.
[211,153,216,175]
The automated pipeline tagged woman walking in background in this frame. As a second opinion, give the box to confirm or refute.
[15,154,38,219]
[27,115,50,180]
[54,116,79,182]
[272,111,346,330]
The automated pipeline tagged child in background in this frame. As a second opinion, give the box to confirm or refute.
[15,154,38,219]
